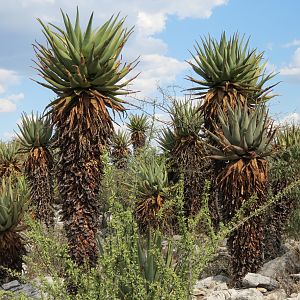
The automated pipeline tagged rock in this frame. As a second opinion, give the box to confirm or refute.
[259,243,300,280]
[204,288,264,300]
[242,273,279,290]
[204,290,234,300]
[230,288,264,300]
[256,287,268,293]
[192,288,206,296]
[20,283,40,298]
[193,276,230,299]
[195,275,229,291]
[286,294,300,300]
[290,274,300,280]
[1,280,40,299]
[264,289,287,300]
[195,275,229,289]
[1,280,21,291]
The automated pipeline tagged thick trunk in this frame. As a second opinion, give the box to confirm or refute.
[0,231,26,284]
[218,158,268,286]
[264,180,296,261]
[111,149,130,169]
[25,148,54,228]
[53,92,113,268]
[228,216,264,285]
[59,148,102,267]
[175,140,211,219]
[132,132,146,152]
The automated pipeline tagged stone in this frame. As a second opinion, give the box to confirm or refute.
[1,280,21,291]
[1,280,40,299]
[230,288,264,300]
[242,273,279,290]
[256,287,267,293]
[192,288,206,296]
[290,273,300,280]
[204,288,264,300]
[21,283,40,296]
[264,289,287,300]
[259,243,300,280]
[204,290,233,300]
[195,275,229,290]
[286,294,300,300]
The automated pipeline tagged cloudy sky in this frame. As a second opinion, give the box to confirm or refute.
[0,0,300,139]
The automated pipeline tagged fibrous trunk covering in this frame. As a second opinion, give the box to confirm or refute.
[218,158,268,285]
[25,148,54,228]
[132,131,146,152]
[203,87,249,229]
[136,194,165,231]
[264,179,296,261]
[174,138,211,218]
[0,231,26,284]
[201,86,247,133]
[53,92,113,268]
[111,148,129,169]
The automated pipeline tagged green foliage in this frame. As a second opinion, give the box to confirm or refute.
[169,100,203,138]
[34,9,138,102]
[0,141,21,178]
[0,290,31,300]
[111,130,131,149]
[275,123,300,149]
[207,103,275,160]
[12,147,300,299]
[0,177,28,233]
[132,155,169,198]
[127,114,150,133]
[22,167,230,299]
[16,112,53,152]
[188,32,275,98]
[158,127,176,154]
[287,204,300,240]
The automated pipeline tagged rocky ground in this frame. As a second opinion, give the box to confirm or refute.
[2,240,300,299]
[192,240,300,300]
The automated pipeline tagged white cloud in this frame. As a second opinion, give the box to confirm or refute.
[2,131,16,140]
[280,47,300,81]
[0,0,227,97]
[282,39,300,48]
[0,98,17,112]
[280,112,300,124]
[133,54,188,95]
[0,93,24,113]
[0,69,20,94]
[137,12,166,36]
[7,93,25,102]
[21,0,55,4]
[0,0,228,32]
[280,66,300,77]
[0,70,23,113]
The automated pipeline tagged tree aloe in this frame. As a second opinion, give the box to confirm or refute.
[0,141,21,179]
[127,114,150,152]
[17,112,55,227]
[159,100,211,218]
[207,103,275,284]
[132,156,171,233]
[264,124,300,260]
[111,129,131,169]
[0,177,29,283]
[34,9,138,269]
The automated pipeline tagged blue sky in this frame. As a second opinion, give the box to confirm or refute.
[0,0,300,139]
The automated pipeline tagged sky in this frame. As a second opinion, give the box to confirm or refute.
[0,0,300,139]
